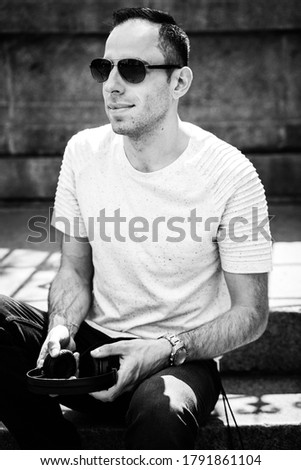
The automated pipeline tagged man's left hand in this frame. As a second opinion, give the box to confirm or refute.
[89,338,171,402]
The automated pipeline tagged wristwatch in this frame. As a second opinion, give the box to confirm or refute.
[161,334,187,366]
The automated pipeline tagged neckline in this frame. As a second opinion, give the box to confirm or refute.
[116,134,192,178]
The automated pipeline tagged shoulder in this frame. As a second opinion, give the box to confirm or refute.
[184,121,258,186]
[62,124,115,173]
[67,124,114,153]
[183,122,264,211]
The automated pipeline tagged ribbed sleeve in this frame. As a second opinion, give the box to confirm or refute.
[51,136,88,238]
[199,137,272,273]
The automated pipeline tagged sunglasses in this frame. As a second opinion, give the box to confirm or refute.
[90,58,181,84]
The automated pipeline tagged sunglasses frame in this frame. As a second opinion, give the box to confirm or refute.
[90,58,182,84]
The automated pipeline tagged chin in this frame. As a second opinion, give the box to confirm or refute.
[109,115,157,139]
[110,123,129,136]
[109,119,135,136]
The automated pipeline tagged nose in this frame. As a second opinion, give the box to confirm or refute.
[103,64,125,94]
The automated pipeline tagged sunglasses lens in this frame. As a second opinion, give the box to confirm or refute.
[90,59,112,83]
[118,59,146,83]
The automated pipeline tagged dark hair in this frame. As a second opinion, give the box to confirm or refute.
[112,7,190,73]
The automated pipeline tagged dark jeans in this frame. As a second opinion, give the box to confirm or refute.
[0,294,221,450]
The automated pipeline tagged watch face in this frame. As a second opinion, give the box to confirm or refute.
[174,347,187,366]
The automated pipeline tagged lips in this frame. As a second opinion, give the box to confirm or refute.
[108,104,134,110]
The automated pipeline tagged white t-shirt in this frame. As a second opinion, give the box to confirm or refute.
[52,123,272,339]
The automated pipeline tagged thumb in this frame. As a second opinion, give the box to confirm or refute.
[90,342,121,359]
[47,325,71,357]
[47,338,61,357]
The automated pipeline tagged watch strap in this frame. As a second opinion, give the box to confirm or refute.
[160,334,186,366]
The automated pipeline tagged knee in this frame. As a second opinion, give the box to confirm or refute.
[0,294,13,314]
[126,374,198,449]
[0,295,28,347]
[0,296,14,344]
[0,294,7,309]
[0,296,22,333]
[0,295,12,325]
[129,375,190,423]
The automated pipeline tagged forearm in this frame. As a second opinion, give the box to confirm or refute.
[179,304,268,361]
[48,267,92,337]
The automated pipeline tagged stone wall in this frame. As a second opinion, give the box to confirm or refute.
[0,0,300,199]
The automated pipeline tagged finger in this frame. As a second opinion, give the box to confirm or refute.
[90,342,125,358]
[89,364,125,402]
[36,342,49,368]
[89,375,134,402]
[89,384,119,402]
[47,325,71,357]
[36,325,73,367]
[89,359,135,402]
[36,336,61,367]
[74,351,80,364]
[47,338,61,357]
[73,352,80,377]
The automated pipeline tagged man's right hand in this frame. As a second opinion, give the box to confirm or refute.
[37,325,76,369]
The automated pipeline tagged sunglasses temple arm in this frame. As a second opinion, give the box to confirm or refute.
[147,65,181,69]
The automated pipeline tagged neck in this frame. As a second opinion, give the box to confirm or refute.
[123,115,190,173]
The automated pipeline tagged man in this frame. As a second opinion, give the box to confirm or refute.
[0,7,272,449]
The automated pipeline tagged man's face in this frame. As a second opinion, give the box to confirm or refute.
[102,20,174,138]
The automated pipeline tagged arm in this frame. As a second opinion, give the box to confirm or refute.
[90,271,269,402]
[178,271,269,360]
[37,234,93,366]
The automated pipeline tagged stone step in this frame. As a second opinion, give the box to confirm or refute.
[220,306,301,373]
[1,374,299,450]
[210,373,301,450]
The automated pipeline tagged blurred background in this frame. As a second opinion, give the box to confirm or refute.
[0,0,300,202]
[0,0,300,307]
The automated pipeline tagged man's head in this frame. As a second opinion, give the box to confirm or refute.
[112,7,190,78]
[93,7,193,139]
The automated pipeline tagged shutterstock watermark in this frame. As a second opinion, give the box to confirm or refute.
[26,207,273,244]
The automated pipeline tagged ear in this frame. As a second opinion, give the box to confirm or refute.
[171,66,193,100]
